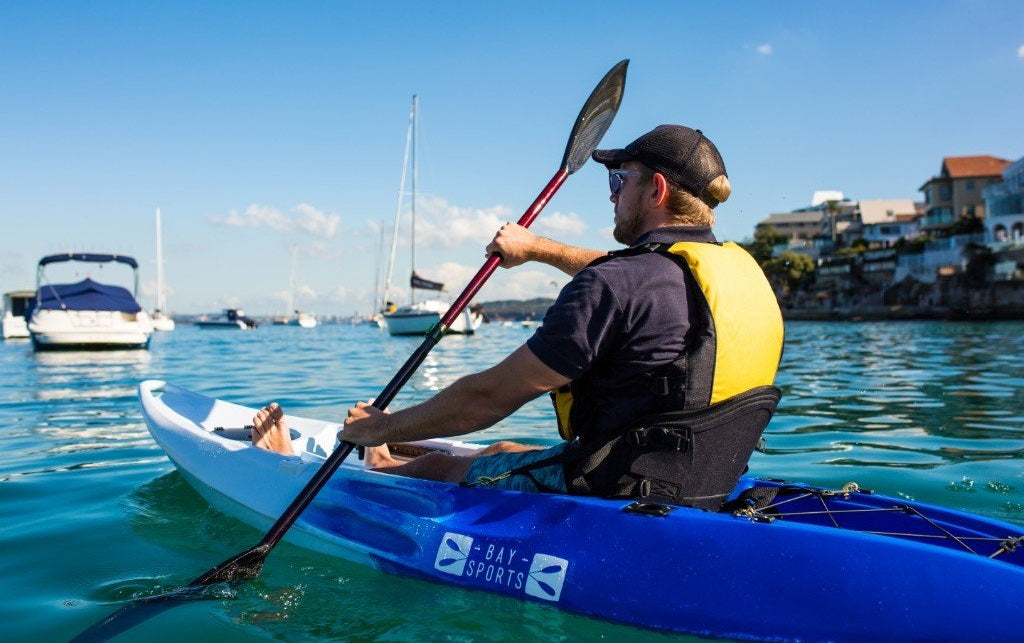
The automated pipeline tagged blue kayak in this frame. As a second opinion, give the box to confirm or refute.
[139,380,1024,642]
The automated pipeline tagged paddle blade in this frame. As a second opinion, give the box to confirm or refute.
[70,584,230,643]
[189,542,272,586]
[560,59,628,174]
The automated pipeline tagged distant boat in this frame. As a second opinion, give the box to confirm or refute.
[1,290,35,339]
[196,308,258,330]
[272,245,317,328]
[272,311,317,328]
[151,207,175,332]
[27,253,153,350]
[380,95,482,337]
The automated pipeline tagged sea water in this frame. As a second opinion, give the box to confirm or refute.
[2,321,1023,642]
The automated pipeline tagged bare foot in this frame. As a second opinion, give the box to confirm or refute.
[363,444,401,469]
[252,403,295,456]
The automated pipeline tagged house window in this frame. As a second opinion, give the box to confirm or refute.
[966,180,975,191]
[939,185,952,200]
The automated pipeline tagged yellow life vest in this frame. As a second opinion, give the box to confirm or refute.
[552,241,783,441]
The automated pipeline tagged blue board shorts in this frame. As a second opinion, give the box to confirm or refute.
[463,442,569,493]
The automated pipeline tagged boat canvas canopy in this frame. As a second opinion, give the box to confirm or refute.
[38,253,139,269]
[36,279,142,313]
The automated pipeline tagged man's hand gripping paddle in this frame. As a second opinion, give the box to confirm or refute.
[72,59,628,642]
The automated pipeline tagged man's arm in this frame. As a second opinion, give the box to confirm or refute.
[486,223,605,277]
[343,345,571,446]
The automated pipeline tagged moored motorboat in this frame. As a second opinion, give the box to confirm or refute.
[2,290,35,339]
[139,379,1024,642]
[196,309,257,329]
[28,253,153,350]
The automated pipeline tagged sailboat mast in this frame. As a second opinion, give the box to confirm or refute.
[411,94,418,307]
[382,97,414,313]
[288,244,297,314]
[372,220,384,316]
[155,207,165,312]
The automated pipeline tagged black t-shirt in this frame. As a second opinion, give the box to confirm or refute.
[527,226,716,398]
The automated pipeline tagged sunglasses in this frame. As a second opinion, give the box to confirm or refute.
[608,169,641,195]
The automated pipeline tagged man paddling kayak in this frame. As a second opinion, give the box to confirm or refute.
[261,125,785,508]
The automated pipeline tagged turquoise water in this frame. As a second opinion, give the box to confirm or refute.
[2,321,1023,642]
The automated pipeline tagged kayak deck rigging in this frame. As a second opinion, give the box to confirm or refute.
[727,480,1024,563]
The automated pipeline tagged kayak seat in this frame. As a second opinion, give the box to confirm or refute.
[566,385,782,510]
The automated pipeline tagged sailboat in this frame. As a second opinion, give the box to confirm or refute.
[151,207,175,331]
[273,245,317,328]
[381,95,482,337]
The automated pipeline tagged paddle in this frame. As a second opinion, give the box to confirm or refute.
[73,59,628,642]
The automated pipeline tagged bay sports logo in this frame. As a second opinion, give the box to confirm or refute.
[433,531,569,602]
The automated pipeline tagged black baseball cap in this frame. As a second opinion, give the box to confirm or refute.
[592,125,727,207]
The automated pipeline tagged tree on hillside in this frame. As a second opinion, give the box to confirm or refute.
[763,251,816,295]
[749,225,788,264]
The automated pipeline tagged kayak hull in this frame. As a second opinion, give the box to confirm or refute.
[139,380,1024,642]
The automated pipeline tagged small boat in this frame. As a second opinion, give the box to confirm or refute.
[271,311,317,328]
[196,309,258,330]
[140,380,1024,642]
[28,253,153,350]
[151,207,175,332]
[380,96,482,337]
[1,290,35,339]
[272,245,317,328]
[384,299,481,336]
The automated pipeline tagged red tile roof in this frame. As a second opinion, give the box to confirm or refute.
[942,155,1012,179]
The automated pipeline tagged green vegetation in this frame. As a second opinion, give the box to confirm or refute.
[762,251,816,293]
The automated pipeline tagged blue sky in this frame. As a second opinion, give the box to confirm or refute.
[1,1,1021,316]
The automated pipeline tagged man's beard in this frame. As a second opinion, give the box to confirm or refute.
[612,202,646,245]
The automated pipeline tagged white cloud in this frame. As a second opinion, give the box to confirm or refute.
[305,240,343,261]
[412,195,514,248]
[209,203,342,238]
[535,211,587,236]
[1018,44,1024,58]
[297,284,317,300]
[756,43,773,56]
[329,284,350,301]
[294,202,341,237]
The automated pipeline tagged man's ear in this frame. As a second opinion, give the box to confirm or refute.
[652,173,671,207]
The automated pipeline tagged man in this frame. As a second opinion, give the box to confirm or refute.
[258,125,783,508]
